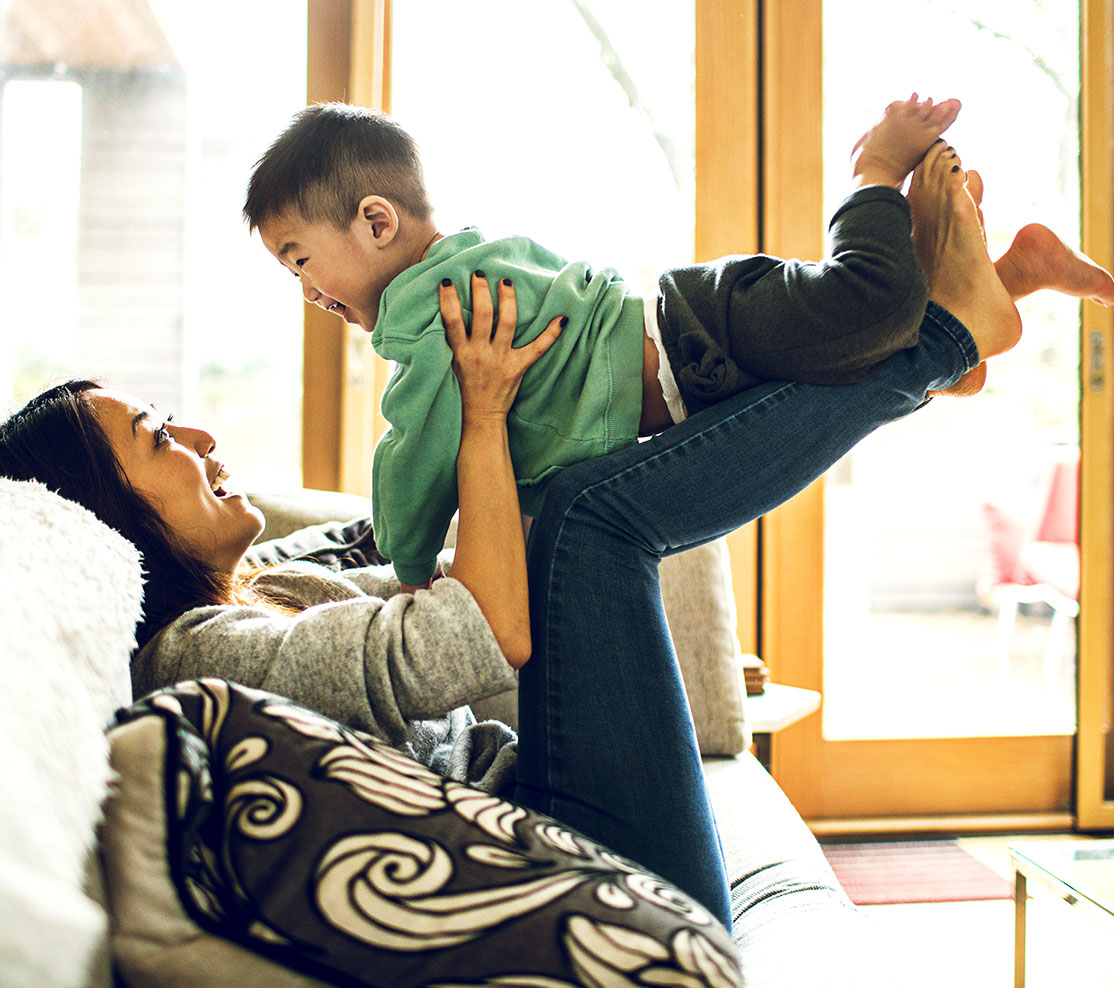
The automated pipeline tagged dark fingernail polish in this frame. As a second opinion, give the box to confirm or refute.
[560,316,569,328]
[951,165,960,172]
[474,269,486,279]
[502,277,512,287]
[441,278,452,287]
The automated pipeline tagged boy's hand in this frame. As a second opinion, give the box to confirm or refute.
[440,272,565,423]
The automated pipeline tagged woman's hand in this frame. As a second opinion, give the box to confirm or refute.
[440,273,565,424]
[436,273,563,669]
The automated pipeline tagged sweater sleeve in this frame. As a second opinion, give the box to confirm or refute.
[372,326,462,585]
[130,577,517,745]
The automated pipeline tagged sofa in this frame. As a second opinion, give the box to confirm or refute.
[1,479,893,987]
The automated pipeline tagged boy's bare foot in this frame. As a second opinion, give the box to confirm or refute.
[994,223,1114,306]
[851,94,962,189]
[908,141,1022,394]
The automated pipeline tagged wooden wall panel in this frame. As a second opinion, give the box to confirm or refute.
[695,0,762,653]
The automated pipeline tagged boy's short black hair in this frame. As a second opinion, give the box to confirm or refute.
[244,102,433,232]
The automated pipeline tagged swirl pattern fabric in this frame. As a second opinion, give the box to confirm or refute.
[111,680,740,987]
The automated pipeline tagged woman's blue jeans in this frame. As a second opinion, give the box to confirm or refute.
[513,302,978,930]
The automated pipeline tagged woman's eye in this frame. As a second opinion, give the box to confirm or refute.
[295,257,308,269]
[155,414,175,447]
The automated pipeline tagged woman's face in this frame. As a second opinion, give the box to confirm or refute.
[89,389,265,573]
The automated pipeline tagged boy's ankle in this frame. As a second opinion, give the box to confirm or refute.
[850,163,904,190]
[850,145,907,189]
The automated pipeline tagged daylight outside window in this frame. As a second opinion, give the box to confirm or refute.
[0,0,307,489]
[391,0,696,303]
[821,0,1082,739]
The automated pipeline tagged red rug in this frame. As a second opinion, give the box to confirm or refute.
[821,839,1014,905]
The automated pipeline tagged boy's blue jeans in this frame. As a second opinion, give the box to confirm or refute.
[514,302,979,930]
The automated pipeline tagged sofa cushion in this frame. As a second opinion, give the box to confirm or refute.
[659,539,749,755]
[102,679,741,987]
[250,491,751,756]
[703,755,887,987]
[0,478,143,987]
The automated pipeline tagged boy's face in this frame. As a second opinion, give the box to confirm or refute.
[258,211,387,332]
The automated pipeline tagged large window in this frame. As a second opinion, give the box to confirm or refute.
[0,0,307,488]
[391,0,696,300]
[821,0,1082,739]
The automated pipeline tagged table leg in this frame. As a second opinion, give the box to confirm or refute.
[753,732,771,772]
[1014,869,1027,988]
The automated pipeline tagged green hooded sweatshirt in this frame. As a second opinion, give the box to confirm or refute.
[371,229,644,585]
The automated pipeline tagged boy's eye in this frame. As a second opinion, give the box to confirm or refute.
[295,257,308,269]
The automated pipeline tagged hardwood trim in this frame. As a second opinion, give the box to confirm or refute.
[695,0,761,653]
[302,0,354,491]
[335,0,392,495]
[811,735,1074,818]
[695,0,759,259]
[350,0,391,111]
[1077,0,1114,830]
[755,0,825,815]
[303,0,393,494]
[808,812,1076,838]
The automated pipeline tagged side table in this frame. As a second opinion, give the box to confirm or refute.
[1009,838,1114,988]
[746,683,821,771]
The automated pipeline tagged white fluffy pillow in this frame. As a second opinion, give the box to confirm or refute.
[0,478,143,987]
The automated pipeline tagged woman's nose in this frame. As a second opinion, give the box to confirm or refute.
[169,423,215,457]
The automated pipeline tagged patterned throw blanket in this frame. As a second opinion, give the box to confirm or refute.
[108,679,742,987]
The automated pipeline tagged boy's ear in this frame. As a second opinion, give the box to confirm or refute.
[356,195,399,248]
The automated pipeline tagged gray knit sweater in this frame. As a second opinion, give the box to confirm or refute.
[130,521,520,793]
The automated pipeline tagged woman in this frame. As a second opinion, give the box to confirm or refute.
[0,277,559,794]
[0,152,1072,929]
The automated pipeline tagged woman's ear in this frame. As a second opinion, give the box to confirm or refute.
[355,195,399,248]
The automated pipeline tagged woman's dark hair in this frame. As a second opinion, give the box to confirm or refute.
[0,380,239,648]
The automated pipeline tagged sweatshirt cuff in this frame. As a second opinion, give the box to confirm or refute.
[828,184,910,230]
[392,554,440,586]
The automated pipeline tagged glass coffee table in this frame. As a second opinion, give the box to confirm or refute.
[1009,839,1114,988]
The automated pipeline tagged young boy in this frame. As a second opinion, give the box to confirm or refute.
[244,98,1114,587]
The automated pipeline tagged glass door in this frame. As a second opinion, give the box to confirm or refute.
[391,0,696,303]
[767,0,1086,822]
[822,0,1082,742]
